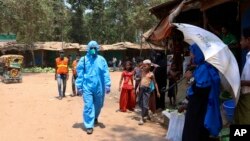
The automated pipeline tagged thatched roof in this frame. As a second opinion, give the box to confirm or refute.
[64,43,80,50]
[113,42,164,50]
[34,42,80,51]
[0,41,81,52]
[0,54,23,59]
[79,42,163,52]
[0,42,26,52]
[100,45,126,51]
[79,45,87,51]
[79,44,126,52]
[0,41,163,52]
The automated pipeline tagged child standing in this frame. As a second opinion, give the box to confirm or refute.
[137,59,160,125]
[134,61,143,95]
[168,63,180,106]
[118,61,136,112]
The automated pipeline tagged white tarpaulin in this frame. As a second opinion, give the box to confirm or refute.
[173,23,240,102]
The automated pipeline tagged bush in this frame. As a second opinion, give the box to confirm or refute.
[22,67,55,73]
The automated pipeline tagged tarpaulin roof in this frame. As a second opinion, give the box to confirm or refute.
[144,17,172,46]
[0,34,16,41]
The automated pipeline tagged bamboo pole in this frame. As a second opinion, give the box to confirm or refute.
[41,50,44,67]
[140,35,143,57]
[203,11,207,29]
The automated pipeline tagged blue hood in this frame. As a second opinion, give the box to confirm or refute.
[189,43,205,65]
[87,40,100,53]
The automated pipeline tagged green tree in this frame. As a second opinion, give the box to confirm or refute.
[83,0,106,43]
[67,0,86,44]
[0,0,166,45]
[0,0,71,65]
[80,0,163,44]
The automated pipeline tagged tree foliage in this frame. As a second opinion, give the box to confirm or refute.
[0,0,70,43]
[67,0,86,44]
[0,0,165,44]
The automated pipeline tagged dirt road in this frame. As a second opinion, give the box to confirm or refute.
[0,72,166,141]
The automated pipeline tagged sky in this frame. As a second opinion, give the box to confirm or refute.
[63,0,71,9]
[63,0,92,13]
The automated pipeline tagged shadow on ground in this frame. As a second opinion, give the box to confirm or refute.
[104,125,166,141]
[72,122,106,130]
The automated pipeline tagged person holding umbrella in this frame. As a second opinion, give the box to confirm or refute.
[183,43,222,141]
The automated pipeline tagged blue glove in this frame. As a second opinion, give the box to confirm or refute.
[105,86,111,94]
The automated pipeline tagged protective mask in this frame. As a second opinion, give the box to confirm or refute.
[90,48,97,56]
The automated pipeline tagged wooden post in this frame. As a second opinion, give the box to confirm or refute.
[165,44,167,56]
[203,11,207,29]
[140,36,143,57]
[30,44,36,67]
[41,50,44,67]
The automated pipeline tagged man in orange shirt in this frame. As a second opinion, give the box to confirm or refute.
[55,50,69,100]
[72,54,80,96]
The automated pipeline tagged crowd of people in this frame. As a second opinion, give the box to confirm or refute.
[53,26,250,139]
[53,41,174,134]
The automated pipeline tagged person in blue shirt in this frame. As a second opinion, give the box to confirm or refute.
[182,43,222,141]
[76,40,111,134]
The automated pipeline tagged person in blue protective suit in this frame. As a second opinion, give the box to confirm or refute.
[182,43,222,141]
[75,40,111,135]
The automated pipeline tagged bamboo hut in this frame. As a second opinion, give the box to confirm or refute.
[145,0,243,69]
[112,42,164,60]
[146,0,240,43]
[33,42,80,67]
[79,44,126,65]
[0,42,26,55]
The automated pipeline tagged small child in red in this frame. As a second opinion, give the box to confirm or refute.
[118,61,136,112]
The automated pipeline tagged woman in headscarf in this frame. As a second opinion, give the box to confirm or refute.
[182,43,222,141]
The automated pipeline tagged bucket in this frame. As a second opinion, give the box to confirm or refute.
[223,99,235,122]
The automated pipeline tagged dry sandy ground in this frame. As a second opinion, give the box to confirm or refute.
[0,72,167,141]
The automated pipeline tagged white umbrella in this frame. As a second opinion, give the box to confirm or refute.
[173,23,240,103]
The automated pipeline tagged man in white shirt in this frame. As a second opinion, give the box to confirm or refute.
[234,27,250,124]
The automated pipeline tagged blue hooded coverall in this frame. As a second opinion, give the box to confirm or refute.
[186,43,222,137]
[75,41,111,129]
